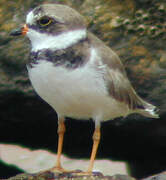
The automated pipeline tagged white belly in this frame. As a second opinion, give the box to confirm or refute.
[28,60,129,121]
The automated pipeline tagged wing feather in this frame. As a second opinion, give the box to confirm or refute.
[88,32,158,118]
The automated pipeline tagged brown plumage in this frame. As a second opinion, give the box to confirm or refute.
[87,32,158,118]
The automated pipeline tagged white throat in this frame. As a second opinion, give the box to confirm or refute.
[27,29,87,52]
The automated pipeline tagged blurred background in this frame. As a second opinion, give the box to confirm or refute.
[0,0,166,179]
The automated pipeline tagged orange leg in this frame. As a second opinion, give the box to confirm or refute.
[53,117,66,170]
[87,126,101,173]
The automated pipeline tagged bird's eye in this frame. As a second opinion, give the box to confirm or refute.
[38,17,52,26]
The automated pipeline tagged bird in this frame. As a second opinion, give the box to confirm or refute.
[10,3,159,173]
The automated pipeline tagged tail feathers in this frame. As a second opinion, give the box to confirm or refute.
[136,99,159,118]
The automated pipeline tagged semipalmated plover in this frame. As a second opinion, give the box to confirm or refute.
[10,4,158,173]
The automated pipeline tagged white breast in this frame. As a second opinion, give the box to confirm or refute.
[28,48,129,122]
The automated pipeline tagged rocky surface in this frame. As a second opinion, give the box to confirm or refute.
[0,0,166,179]
[5,170,134,180]
[4,170,166,180]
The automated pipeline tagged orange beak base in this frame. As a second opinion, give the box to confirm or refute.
[10,24,28,36]
[22,24,29,35]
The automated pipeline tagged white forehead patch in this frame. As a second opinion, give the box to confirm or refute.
[27,29,87,52]
[26,10,40,25]
[26,10,35,25]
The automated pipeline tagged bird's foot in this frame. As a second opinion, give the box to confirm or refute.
[49,167,92,175]
[50,166,68,173]
[70,170,103,177]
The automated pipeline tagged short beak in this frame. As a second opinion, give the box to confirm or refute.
[10,24,29,36]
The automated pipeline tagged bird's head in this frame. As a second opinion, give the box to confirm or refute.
[10,4,87,51]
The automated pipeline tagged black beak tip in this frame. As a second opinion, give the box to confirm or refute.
[10,28,22,36]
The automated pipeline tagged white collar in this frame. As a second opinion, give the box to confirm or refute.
[27,29,87,52]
